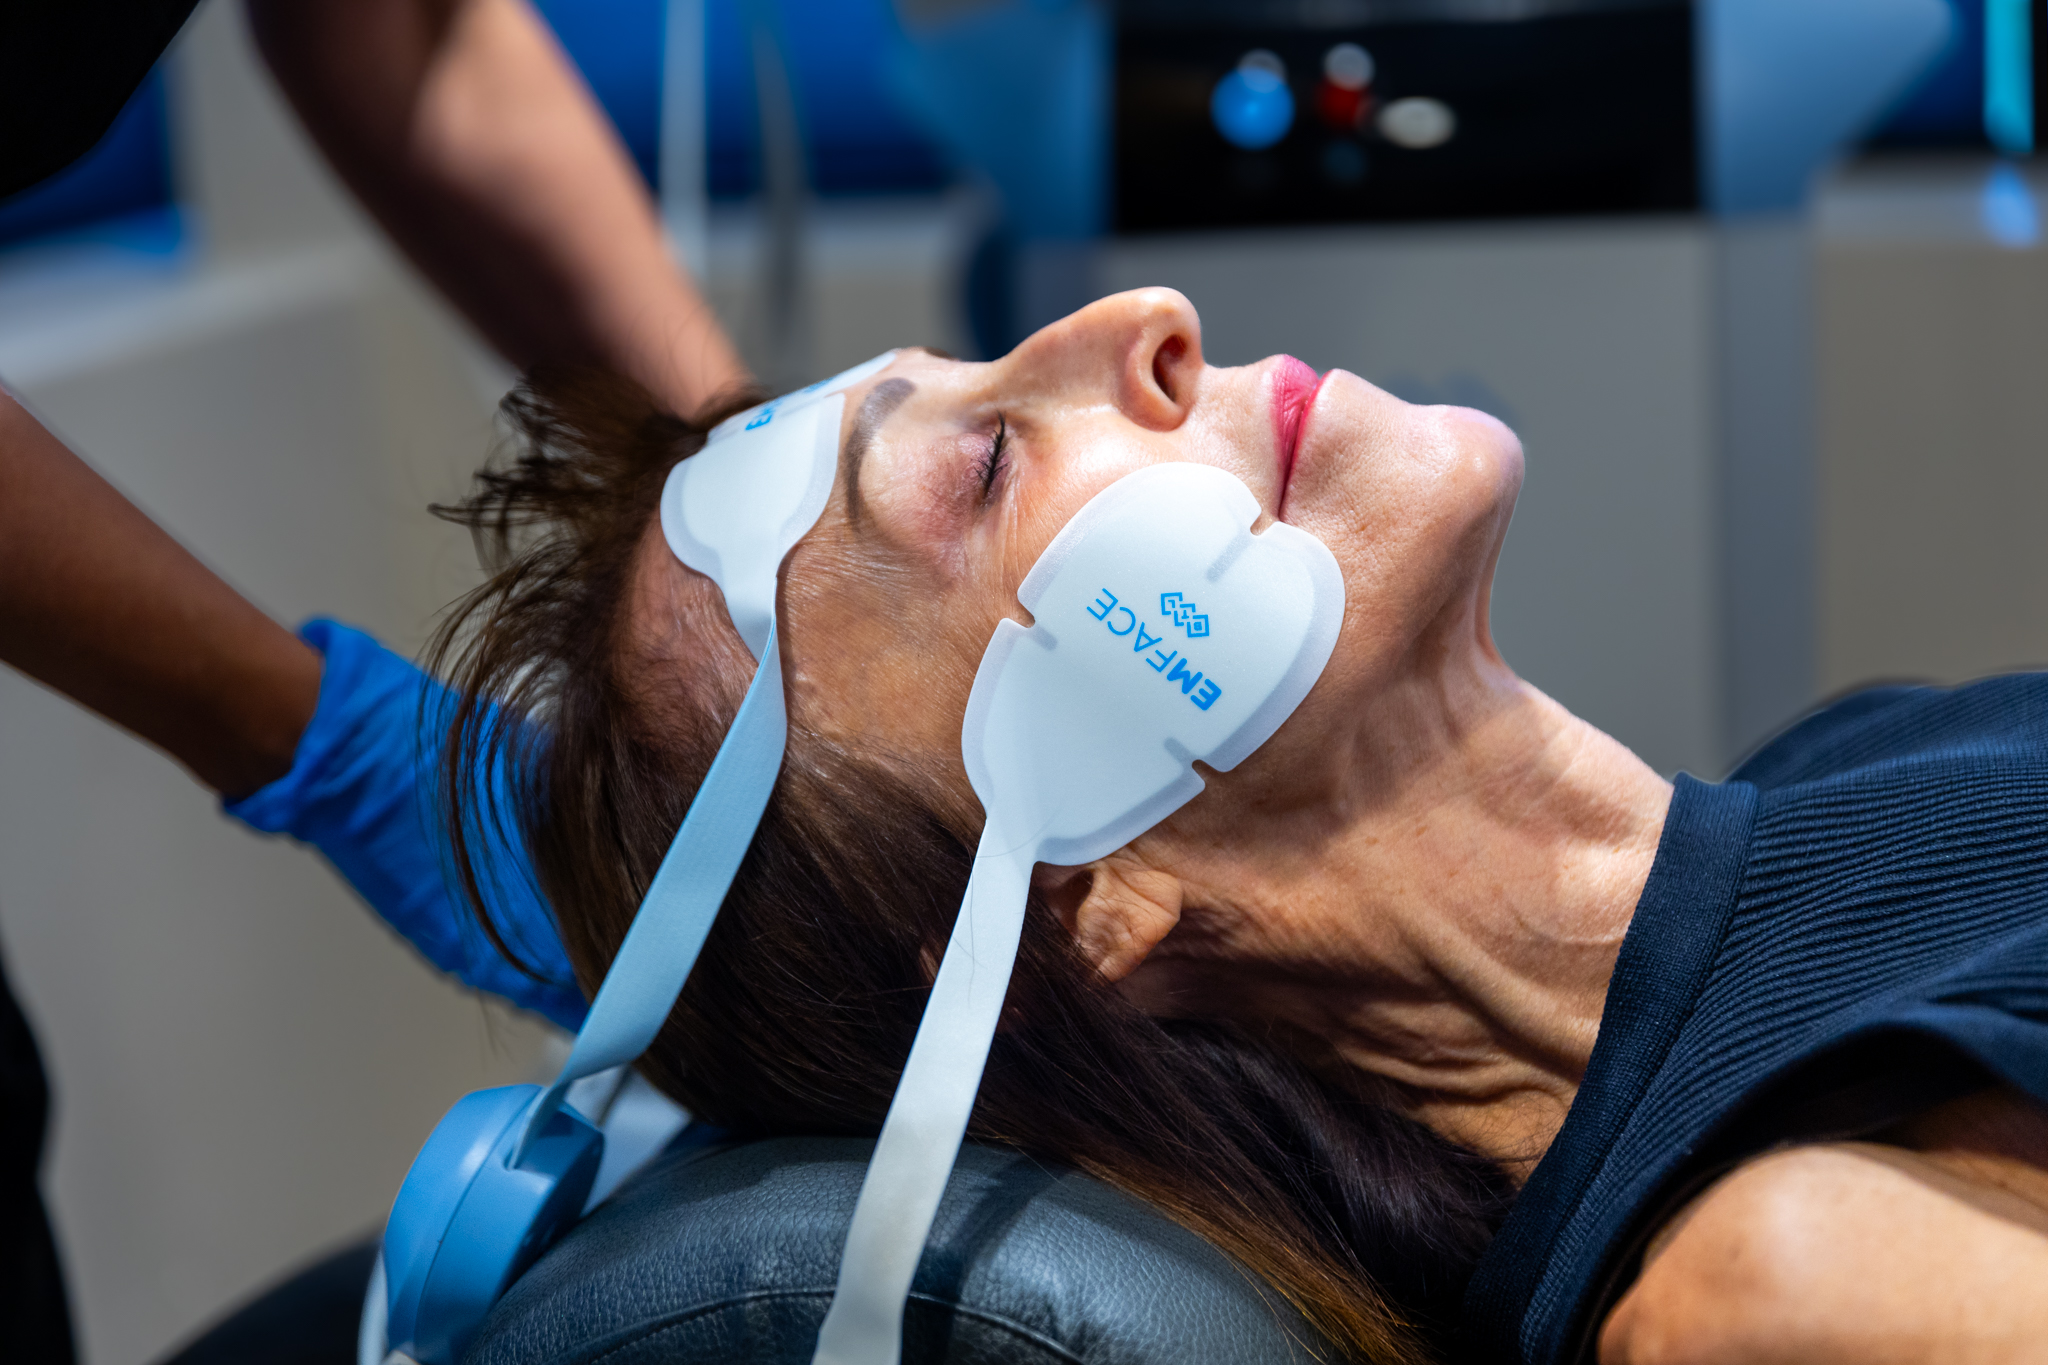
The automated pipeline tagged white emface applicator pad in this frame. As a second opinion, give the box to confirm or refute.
[661,351,896,661]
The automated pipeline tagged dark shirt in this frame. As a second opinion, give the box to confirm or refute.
[0,946,75,1362]
[1461,676,2048,1365]
[0,0,201,197]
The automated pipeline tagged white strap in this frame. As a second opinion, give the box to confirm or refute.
[360,1250,390,1365]
[810,828,1035,1365]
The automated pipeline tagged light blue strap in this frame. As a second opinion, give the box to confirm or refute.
[811,828,1036,1365]
[514,620,788,1162]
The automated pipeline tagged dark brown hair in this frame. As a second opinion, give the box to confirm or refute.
[428,369,1508,1363]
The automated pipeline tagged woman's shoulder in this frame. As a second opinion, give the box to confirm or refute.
[1730,672,2048,791]
[1463,673,2048,1365]
[1595,1089,2048,1365]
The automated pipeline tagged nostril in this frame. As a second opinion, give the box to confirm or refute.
[1153,336,1188,403]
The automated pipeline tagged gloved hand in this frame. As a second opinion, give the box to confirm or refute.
[226,620,588,1031]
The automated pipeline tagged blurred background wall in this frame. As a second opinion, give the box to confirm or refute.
[0,0,2042,1360]
[1815,160,2048,697]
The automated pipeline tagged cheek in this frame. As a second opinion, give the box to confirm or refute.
[999,420,1172,597]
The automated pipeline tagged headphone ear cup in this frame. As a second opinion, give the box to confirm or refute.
[383,1085,604,1365]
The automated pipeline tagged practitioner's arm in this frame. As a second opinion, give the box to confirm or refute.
[0,391,585,1027]
[0,388,319,796]
[245,0,747,419]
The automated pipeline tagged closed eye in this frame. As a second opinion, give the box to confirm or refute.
[976,414,1009,502]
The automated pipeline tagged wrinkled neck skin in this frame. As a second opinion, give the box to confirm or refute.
[1119,588,1673,1178]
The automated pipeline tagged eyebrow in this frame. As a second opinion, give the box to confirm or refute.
[842,376,915,526]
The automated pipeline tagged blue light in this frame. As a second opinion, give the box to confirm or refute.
[536,0,949,199]
[1211,66,1295,151]
[1985,0,2034,154]
[1980,163,2041,247]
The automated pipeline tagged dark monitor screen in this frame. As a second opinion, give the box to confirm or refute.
[1115,0,1696,233]
[1865,0,2044,153]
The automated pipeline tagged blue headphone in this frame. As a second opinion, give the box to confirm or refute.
[379,626,787,1363]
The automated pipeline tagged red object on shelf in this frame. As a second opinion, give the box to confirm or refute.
[1315,79,1372,131]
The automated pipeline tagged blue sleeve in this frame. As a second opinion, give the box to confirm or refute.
[224,619,589,1031]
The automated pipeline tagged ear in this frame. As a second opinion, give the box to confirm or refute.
[1037,854,1183,983]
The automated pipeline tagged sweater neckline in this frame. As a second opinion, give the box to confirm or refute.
[1459,773,1760,1364]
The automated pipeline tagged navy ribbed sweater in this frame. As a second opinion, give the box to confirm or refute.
[1460,676,2048,1365]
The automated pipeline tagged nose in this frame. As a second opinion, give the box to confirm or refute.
[1004,288,1205,432]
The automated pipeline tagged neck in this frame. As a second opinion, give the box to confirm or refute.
[1137,660,1672,1174]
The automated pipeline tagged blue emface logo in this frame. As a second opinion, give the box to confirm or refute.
[743,399,782,431]
[1088,588,1223,712]
[1159,592,1211,639]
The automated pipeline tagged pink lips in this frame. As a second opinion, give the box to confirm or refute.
[1270,355,1321,499]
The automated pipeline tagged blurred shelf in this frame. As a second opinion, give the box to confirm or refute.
[1817,155,2046,248]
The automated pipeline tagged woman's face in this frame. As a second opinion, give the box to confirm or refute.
[637,287,1525,842]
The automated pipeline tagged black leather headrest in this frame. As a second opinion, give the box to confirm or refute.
[464,1135,1330,1365]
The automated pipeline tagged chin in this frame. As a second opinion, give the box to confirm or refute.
[1430,403,1526,517]
[1265,381,1524,711]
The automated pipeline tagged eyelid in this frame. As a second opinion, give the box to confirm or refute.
[981,414,1009,500]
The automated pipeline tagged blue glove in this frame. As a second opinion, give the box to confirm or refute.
[226,620,588,1031]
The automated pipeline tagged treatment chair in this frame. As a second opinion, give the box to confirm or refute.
[159,1135,1327,1365]
[462,1135,1329,1364]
